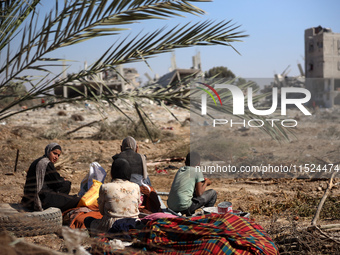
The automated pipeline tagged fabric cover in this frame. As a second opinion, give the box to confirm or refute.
[133,213,279,255]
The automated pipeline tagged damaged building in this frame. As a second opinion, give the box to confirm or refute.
[54,65,140,98]
[145,51,203,88]
[305,26,340,108]
[262,26,340,109]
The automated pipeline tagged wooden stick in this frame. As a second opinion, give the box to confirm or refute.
[65,117,107,136]
[14,149,19,172]
[319,224,340,230]
[311,171,337,226]
[152,157,185,163]
[239,181,278,185]
[313,225,340,244]
[323,228,340,232]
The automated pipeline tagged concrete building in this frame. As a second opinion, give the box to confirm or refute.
[54,65,140,98]
[156,68,201,88]
[305,26,340,107]
[153,51,203,88]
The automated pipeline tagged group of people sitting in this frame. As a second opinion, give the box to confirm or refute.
[21,136,217,235]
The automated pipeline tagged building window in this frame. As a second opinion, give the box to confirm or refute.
[309,40,314,52]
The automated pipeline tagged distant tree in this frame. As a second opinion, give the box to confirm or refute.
[235,77,246,86]
[236,78,259,91]
[0,82,27,106]
[205,66,235,79]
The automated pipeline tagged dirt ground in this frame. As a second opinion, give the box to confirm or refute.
[1,101,340,254]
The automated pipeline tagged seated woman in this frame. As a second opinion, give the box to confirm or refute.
[85,158,141,234]
[21,143,80,212]
[112,136,151,186]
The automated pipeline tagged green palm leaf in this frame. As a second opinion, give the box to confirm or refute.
[0,0,291,141]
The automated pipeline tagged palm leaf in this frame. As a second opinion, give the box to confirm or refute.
[0,0,291,141]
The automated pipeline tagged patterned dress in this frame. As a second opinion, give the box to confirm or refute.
[90,179,141,233]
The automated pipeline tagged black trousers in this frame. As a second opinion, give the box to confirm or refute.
[40,191,80,212]
[180,189,217,216]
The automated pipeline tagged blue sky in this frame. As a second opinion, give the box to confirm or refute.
[52,0,340,84]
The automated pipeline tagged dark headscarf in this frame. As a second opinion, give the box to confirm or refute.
[111,158,132,181]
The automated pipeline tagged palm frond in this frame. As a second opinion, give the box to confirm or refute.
[0,0,291,141]
[1,0,238,87]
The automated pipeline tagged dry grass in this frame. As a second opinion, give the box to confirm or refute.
[42,127,65,140]
[267,214,340,254]
[191,128,251,162]
[317,126,340,140]
[10,126,40,138]
[92,118,174,141]
[41,118,78,139]
[250,191,340,219]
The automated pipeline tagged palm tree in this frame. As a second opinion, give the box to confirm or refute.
[0,0,290,141]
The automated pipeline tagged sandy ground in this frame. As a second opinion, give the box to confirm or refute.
[1,101,340,253]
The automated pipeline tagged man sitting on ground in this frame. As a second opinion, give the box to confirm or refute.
[167,152,217,216]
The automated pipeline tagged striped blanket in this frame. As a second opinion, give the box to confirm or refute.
[134,213,278,255]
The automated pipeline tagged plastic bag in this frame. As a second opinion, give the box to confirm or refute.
[77,179,102,207]
[78,162,107,196]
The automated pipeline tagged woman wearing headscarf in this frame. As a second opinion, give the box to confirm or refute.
[21,143,80,212]
[112,136,161,213]
[111,136,151,186]
[85,158,141,234]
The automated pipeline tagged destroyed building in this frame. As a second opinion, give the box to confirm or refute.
[54,65,140,98]
[147,52,203,88]
[261,26,340,109]
[305,26,340,107]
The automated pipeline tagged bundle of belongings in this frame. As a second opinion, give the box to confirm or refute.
[91,213,279,255]
[63,163,161,229]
